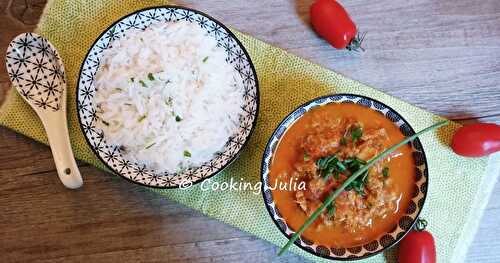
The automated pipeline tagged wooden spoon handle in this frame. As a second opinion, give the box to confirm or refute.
[41,111,83,189]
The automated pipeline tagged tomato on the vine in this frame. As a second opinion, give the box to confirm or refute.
[310,0,365,51]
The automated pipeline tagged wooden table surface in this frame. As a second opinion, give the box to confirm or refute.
[1,0,499,262]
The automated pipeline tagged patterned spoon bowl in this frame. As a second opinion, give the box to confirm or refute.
[5,32,83,189]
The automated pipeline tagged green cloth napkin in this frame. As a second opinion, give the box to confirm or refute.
[1,0,499,262]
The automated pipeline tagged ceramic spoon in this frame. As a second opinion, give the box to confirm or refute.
[5,33,83,189]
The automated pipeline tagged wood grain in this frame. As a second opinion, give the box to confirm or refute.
[177,0,500,122]
[0,0,499,262]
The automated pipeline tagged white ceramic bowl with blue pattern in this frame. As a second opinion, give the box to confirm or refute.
[76,6,259,188]
[261,94,429,260]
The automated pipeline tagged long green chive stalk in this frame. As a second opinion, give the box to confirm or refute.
[278,120,449,256]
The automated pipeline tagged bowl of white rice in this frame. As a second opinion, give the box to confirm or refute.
[76,6,259,188]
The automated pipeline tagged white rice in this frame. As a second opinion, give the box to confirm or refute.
[94,21,244,173]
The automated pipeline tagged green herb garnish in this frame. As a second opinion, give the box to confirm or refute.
[115,88,123,91]
[326,203,336,219]
[165,97,173,106]
[175,115,182,122]
[316,155,347,179]
[102,120,110,126]
[344,157,367,171]
[382,167,389,177]
[124,103,132,106]
[138,115,147,122]
[147,73,155,81]
[317,152,370,187]
[145,142,156,149]
[336,161,347,172]
[184,150,191,157]
[340,137,347,146]
[361,170,370,182]
[345,178,366,196]
[139,80,147,87]
[351,126,363,143]
[278,120,449,256]
[202,56,209,63]
[130,77,135,82]
[303,152,311,161]
[342,157,370,195]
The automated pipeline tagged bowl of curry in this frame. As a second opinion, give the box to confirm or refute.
[261,94,428,260]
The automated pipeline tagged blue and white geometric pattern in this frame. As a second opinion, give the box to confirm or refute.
[260,94,428,260]
[6,32,66,112]
[76,6,259,188]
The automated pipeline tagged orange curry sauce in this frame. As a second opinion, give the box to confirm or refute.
[269,103,415,247]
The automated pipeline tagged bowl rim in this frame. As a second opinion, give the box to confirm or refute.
[75,5,260,189]
[260,93,429,260]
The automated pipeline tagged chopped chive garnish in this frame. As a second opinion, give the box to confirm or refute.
[130,77,135,82]
[147,73,155,81]
[145,142,156,149]
[202,56,209,63]
[345,178,366,196]
[335,161,347,172]
[351,127,363,143]
[124,103,132,106]
[303,152,310,161]
[317,155,351,179]
[184,150,191,157]
[102,120,110,126]
[171,111,175,117]
[138,115,147,122]
[326,203,336,219]
[139,80,147,87]
[361,170,370,182]
[382,167,389,177]
[115,88,122,91]
[175,115,182,122]
[333,171,340,180]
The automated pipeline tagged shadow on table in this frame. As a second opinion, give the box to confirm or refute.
[383,247,398,263]
[294,0,315,27]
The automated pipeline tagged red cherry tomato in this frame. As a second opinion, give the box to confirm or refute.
[310,0,364,51]
[451,123,500,157]
[398,219,436,263]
